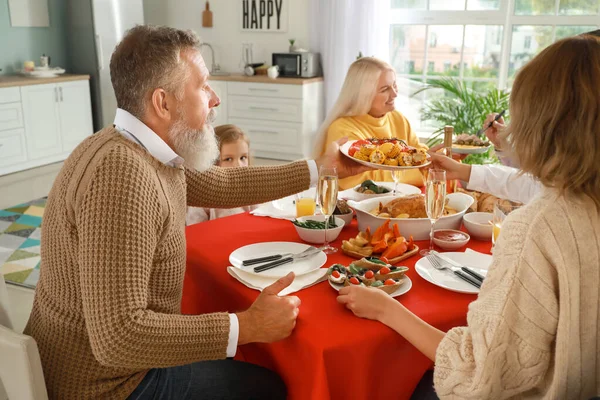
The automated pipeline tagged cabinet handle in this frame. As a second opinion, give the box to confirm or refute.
[54,87,59,102]
[249,129,278,135]
[248,88,278,92]
[59,87,63,102]
[248,106,278,112]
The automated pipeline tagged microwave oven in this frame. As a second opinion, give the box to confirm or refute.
[272,52,321,78]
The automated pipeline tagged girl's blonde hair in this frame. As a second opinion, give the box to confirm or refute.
[312,57,394,157]
[214,124,250,165]
[504,34,600,208]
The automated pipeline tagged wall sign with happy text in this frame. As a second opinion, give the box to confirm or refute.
[241,0,288,32]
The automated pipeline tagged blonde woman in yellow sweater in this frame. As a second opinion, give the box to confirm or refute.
[314,57,427,190]
[338,35,600,399]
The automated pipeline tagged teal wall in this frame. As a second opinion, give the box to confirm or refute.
[0,0,68,74]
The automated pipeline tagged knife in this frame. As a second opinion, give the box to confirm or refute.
[253,247,321,273]
[454,270,481,289]
[430,250,486,282]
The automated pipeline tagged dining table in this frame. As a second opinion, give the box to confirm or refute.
[182,212,492,400]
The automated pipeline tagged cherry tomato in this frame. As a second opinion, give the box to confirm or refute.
[350,277,360,285]
[384,279,396,286]
[380,257,390,264]
[332,270,341,278]
[365,270,374,279]
[379,266,391,275]
[348,140,369,157]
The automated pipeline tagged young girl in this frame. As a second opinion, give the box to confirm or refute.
[186,124,258,224]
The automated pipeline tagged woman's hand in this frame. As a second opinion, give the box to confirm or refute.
[337,285,397,321]
[316,137,373,179]
[428,144,472,181]
[483,113,506,149]
[339,284,446,362]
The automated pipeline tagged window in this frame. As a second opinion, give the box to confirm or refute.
[389,0,599,136]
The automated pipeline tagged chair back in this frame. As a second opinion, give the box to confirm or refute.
[0,278,48,400]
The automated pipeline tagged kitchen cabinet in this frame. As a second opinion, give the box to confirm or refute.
[0,75,93,176]
[208,75,324,160]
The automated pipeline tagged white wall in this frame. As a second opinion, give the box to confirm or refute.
[143,0,311,74]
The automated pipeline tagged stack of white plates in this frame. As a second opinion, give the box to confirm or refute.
[21,67,66,78]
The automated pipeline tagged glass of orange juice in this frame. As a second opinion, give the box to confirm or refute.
[295,195,316,218]
[492,199,522,250]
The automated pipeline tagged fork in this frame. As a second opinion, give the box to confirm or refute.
[428,256,481,289]
[242,246,319,266]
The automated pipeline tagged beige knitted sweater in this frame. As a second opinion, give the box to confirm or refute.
[434,188,600,399]
[23,128,311,399]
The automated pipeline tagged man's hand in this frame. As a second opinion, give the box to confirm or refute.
[483,113,506,149]
[428,144,472,182]
[315,137,373,179]
[236,272,301,345]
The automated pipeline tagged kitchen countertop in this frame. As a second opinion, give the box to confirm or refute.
[0,74,90,88]
[208,73,323,85]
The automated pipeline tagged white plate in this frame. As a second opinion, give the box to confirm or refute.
[328,275,412,297]
[272,187,317,216]
[229,242,327,278]
[452,145,491,155]
[21,68,65,78]
[340,140,431,171]
[415,252,492,294]
[338,181,420,202]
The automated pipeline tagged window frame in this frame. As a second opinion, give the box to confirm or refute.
[390,0,599,140]
[390,0,599,89]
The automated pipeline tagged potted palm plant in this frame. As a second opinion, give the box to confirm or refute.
[412,77,510,164]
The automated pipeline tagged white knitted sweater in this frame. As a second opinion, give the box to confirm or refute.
[434,188,600,399]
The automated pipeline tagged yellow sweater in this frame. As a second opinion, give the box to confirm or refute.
[24,128,311,399]
[323,111,427,190]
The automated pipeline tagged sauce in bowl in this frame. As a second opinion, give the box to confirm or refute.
[434,230,469,242]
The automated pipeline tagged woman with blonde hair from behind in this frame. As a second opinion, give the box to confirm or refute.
[337,35,600,399]
[314,57,427,190]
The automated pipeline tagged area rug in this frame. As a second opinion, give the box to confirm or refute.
[0,197,46,289]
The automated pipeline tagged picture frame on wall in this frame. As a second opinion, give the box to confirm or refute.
[240,0,288,32]
[8,0,50,27]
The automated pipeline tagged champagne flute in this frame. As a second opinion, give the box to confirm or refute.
[420,169,447,256]
[392,170,401,196]
[317,166,339,254]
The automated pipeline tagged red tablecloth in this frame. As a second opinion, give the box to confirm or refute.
[182,213,491,400]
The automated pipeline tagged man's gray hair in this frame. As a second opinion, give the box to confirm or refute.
[110,25,201,119]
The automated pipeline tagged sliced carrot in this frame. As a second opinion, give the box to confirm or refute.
[393,223,401,238]
[382,237,407,259]
[371,220,390,244]
[407,235,415,250]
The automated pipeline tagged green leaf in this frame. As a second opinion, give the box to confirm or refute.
[412,77,510,163]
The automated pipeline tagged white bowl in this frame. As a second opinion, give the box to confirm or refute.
[347,193,474,241]
[463,212,493,241]
[432,229,470,250]
[334,211,353,227]
[339,181,420,202]
[293,215,345,244]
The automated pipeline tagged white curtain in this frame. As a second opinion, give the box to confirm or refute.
[309,0,391,115]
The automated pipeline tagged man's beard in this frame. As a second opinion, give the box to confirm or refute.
[168,109,219,171]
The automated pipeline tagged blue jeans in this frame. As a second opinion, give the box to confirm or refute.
[127,360,286,400]
[411,370,439,400]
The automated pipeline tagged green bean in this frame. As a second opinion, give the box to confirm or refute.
[292,217,338,230]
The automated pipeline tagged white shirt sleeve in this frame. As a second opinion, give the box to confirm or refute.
[306,160,318,187]
[467,164,542,204]
[227,313,239,357]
